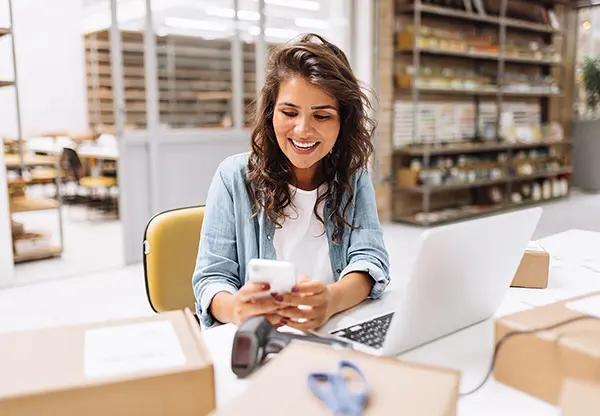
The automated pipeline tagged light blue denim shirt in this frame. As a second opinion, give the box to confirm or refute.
[192,152,390,327]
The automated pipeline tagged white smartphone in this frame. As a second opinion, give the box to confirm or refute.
[247,259,296,295]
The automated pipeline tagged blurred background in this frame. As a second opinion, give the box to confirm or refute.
[1,0,599,288]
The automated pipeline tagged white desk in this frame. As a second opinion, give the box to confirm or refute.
[77,146,119,161]
[201,229,600,415]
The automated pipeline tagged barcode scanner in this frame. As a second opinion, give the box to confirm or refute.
[231,316,352,378]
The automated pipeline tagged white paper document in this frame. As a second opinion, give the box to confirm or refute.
[526,241,546,253]
[84,320,187,379]
[565,295,600,319]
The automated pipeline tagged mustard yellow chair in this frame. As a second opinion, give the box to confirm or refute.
[143,206,204,313]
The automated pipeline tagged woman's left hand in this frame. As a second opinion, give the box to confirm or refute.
[272,275,334,330]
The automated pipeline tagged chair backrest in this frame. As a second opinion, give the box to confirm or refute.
[60,147,84,180]
[143,206,204,313]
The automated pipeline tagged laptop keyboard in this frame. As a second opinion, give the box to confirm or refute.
[330,313,395,350]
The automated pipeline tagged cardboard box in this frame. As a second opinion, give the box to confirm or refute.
[216,341,460,416]
[494,292,600,405]
[510,241,550,289]
[0,309,215,416]
[560,378,600,416]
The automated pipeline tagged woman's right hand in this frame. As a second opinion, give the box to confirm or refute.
[231,282,287,327]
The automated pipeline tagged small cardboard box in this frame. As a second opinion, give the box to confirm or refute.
[494,292,600,405]
[560,378,600,416]
[216,341,460,416]
[510,241,550,289]
[0,309,215,416]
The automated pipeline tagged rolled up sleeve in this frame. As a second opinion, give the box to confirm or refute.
[192,160,242,328]
[341,169,391,299]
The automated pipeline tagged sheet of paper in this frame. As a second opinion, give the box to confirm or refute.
[84,320,187,379]
[565,295,600,319]
[526,241,546,253]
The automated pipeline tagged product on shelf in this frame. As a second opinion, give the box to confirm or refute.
[511,192,523,203]
[501,72,559,94]
[542,180,552,199]
[532,183,542,201]
[397,65,496,91]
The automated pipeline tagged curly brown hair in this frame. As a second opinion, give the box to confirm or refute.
[246,33,376,245]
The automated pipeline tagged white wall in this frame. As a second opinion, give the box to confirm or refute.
[0,0,88,138]
[0,153,14,285]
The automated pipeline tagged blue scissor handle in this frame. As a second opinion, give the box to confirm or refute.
[307,360,369,416]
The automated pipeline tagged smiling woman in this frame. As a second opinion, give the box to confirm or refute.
[192,33,390,331]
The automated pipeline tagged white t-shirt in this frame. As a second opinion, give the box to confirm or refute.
[273,185,334,285]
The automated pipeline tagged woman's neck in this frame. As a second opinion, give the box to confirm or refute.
[292,164,321,191]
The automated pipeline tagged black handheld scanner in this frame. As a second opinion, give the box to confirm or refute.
[231,316,352,378]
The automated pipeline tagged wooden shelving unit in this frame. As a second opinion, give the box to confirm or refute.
[5,155,64,263]
[84,30,257,131]
[389,0,573,225]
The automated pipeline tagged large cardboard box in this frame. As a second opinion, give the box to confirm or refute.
[216,341,460,416]
[494,292,600,405]
[0,309,215,416]
[560,378,600,416]
[510,241,550,289]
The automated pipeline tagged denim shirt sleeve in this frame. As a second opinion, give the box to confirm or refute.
[192,159,242,328]
[339,168,391,299]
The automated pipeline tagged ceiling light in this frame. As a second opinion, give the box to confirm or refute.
[248,26,299,39]
[164,17,229,32]
[265,27,299,39]
[255,0,320,11]
[583,20,591,32]
[205,7,260,21]
[238,10,260,21]
[294,18,329,30]
[205,7,235,18]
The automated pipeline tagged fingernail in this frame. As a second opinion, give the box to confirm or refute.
[275,294,283,302]
[262,283,270,290]
[292,286,299,293]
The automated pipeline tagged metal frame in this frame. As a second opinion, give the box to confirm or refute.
[7,0,23,174]
[232,0,244,130]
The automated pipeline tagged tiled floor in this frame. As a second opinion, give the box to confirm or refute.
[1,190,599,336]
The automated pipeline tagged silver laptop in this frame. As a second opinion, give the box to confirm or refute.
[328,207,543,356]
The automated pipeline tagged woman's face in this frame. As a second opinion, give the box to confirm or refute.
[272,76,341,175]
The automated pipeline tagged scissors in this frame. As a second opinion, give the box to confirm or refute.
[307,360,369,416]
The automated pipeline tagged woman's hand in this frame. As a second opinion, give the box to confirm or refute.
[229,282,287,327]
[273,275,334,331]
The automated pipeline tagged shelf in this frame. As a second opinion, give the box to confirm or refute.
[14,246,62,263]
[397,86,499,96]
[396,177,510,193]
[504,17,561,34]
[396,167,571,194]
[399,4,500,25]
[397,47,562,66]
[9,197,59,213]
[502,90,562,98]
[4,153,59,168]
[398,4,560,34]
[0,27,10,38]
[394,195,569,226]
[395,140,571,156]
[512,167,573,181]
[0,80,14,88]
